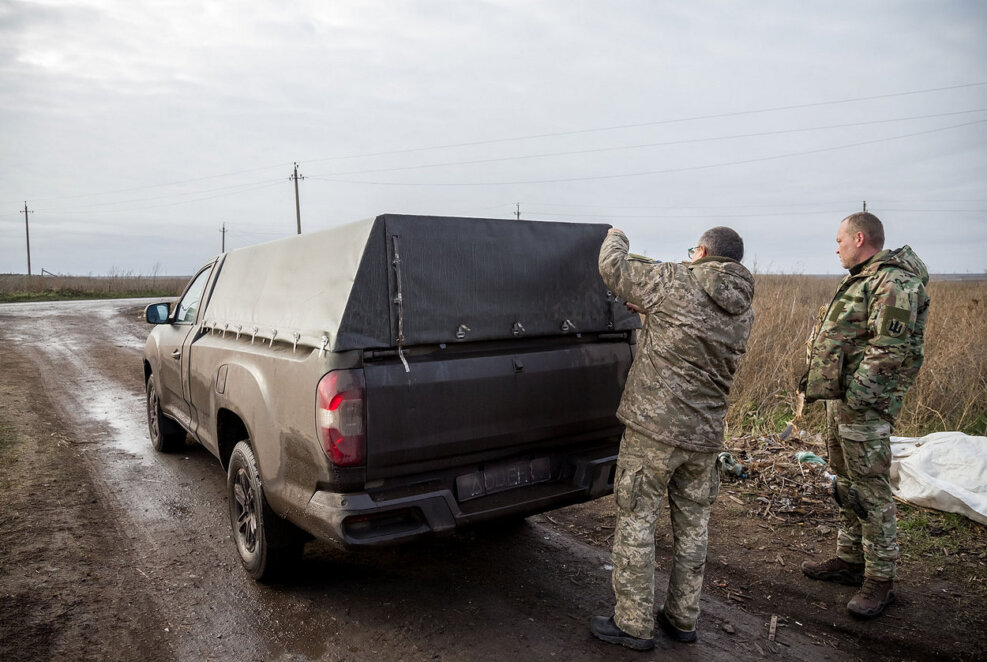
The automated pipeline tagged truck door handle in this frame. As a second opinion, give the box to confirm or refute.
[171,349,181,359]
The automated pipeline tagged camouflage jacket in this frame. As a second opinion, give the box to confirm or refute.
[803,246,930,423]
[599,230,754,453]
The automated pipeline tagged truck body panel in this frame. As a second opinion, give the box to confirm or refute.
[143,214,639,551]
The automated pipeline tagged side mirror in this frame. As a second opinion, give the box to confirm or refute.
[145,303,171,324]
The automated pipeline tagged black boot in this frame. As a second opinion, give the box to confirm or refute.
[590,616,654,651]
[657,606,697,643]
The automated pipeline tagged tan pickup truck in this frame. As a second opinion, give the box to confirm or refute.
[143,214,638,581]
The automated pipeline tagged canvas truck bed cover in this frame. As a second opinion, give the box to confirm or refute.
[202,214,640,351]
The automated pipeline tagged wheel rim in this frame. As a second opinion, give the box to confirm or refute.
[233,468,258,553]
[147,384,160,440]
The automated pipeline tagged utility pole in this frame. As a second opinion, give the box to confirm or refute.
[863,200,867,212]
[515,203,521,220]
[220,223,227,252]
[290,162,305,234]
[21,201,33,276]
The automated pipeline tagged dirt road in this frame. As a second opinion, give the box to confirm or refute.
[0,299,981,661]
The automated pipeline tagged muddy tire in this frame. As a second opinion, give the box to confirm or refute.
[227,441,304,582]
[146,377,186,452]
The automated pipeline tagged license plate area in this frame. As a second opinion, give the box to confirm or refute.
[455,457,552,502]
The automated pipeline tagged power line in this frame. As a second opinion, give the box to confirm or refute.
[34,180,285,215]
[311,118,987,187]
[519,208,986,220]
[18,164,293,204]
[34,178,284,213]
[520,199,987,211]
[9,81,982,207]
[301,81,987,164]
[304,108,987,179]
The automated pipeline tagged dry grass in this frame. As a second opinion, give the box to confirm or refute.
[728,275,987,436]
[2,270,983,435]
[0,273,188,303]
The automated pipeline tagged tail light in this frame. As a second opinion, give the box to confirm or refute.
[316,369,366,466]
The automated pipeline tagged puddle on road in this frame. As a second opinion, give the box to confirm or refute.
[1,298,159,459]
[83,378,152,458]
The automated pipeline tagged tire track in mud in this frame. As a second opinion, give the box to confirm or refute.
[1,299,840,661]
[2,299,272,660]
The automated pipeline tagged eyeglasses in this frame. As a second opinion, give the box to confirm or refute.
[687,246,699,259]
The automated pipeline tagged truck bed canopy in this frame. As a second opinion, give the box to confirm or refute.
[202,214,640,352]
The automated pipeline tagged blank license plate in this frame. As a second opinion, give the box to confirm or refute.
[456,457,552,502]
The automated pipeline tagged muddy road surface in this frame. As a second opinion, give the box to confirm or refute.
[0,299,978,661]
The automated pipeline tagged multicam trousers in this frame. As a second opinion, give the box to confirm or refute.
[825,400,898,580]
[611,428,720,639]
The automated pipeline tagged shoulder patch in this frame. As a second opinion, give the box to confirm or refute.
[828,300,846,323]
[880,306,911,338]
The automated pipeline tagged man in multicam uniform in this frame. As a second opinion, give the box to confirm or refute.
[800,212,929,619]
[590,226,754,651]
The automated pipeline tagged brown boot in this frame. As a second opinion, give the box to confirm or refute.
[801,557,865,586]
[847,578,895,618]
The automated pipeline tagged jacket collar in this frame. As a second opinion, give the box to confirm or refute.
[848,249,889,277]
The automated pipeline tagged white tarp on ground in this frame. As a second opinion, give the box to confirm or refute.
[890,432,987,525]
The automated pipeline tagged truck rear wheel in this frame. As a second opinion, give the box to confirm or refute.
[227,441,303,582]
[146,377,186,452]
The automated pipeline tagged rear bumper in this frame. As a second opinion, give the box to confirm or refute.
[299,445,617,547]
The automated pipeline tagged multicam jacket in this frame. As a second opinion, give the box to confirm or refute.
[803,246,930,423]
[599,230,754,453]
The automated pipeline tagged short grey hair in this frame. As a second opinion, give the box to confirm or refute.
[698,226,744,261]
[842,212,885,250]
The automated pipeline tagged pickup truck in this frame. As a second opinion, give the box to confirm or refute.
[143,214,638,581]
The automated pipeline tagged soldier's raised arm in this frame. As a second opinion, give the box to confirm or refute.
[598,228,667,313]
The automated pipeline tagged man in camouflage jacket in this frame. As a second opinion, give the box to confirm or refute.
[801,212,929,619]
[590,226,754,651]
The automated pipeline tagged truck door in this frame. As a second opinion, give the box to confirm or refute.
[157,265,213,431]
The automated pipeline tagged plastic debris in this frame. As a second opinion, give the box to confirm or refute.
[717,452,746,479]
[795,451,826,466]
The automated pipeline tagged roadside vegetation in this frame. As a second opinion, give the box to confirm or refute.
[0,273,188,303]
[728,275,987,437]
[2,271,983,435]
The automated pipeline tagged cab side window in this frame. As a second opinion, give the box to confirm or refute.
[175,268,212,325]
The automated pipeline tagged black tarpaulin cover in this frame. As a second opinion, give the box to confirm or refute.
[336,214,639,350]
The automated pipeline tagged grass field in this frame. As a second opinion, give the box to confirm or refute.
[2,272,984,435]
[728,275,987,436]
[0,273,188,303]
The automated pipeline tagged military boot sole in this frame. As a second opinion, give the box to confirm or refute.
[801,562,864,586]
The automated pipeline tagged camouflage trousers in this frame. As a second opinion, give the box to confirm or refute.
[611,428,720,639]
[825,400,898,580]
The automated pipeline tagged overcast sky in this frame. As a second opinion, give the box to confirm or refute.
[1,0,985,276]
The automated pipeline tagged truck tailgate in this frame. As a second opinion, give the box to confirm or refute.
[363,341,632,480]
